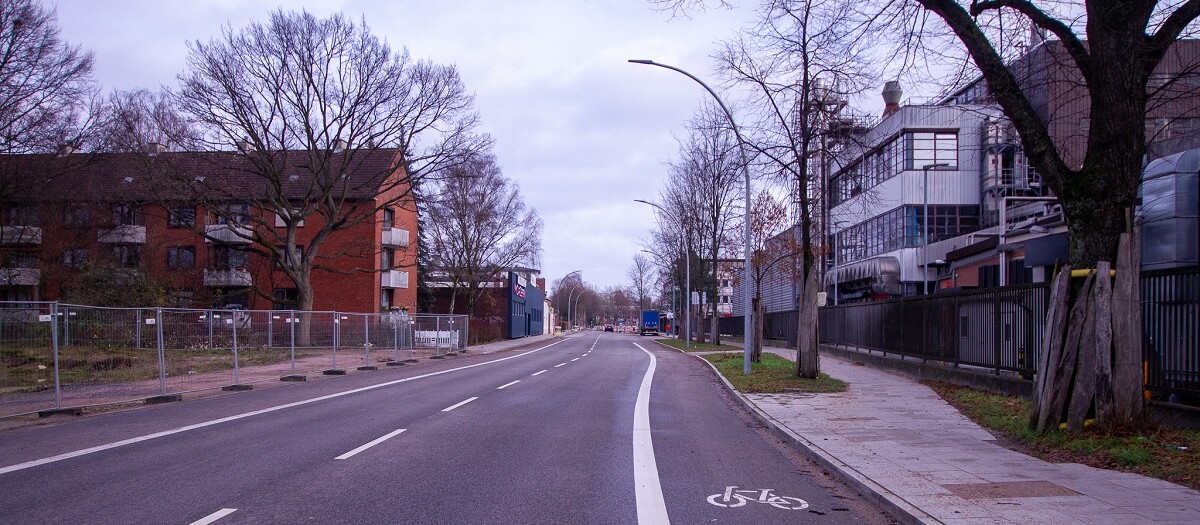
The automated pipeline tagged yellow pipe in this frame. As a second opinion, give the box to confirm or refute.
[1070,269,1118,278]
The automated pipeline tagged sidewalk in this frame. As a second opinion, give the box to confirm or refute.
[718,344,1200,524]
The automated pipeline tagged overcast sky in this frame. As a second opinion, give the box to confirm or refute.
[54,0,760,293]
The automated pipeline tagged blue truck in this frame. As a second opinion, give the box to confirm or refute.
[639,310,660,336]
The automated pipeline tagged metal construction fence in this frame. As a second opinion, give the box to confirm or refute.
[0,303,467,418]
[716,265,1200,403]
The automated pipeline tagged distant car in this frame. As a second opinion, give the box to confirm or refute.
[604,324,614,332]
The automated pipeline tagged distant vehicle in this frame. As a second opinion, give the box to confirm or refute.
[640,310,660,336]
[604,324,614,332]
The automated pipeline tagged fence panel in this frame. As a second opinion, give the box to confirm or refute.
[0,302,57,417]
[53,305,164,409]
[1143,267,1200,401]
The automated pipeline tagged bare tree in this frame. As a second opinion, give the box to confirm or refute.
[98,89,197,153]
[628,253,655,310]
[741,189,793,361]
[426,154,542,317]
[665,103,744,345]
[168,9,491,313]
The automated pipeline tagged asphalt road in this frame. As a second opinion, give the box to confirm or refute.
[0,333,896,524]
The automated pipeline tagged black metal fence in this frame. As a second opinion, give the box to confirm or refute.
[719,265,1200,402]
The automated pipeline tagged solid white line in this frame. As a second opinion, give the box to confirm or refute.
[442,397,478,412]
[335,428,407,460]
[632,343,670,525]
[532,370,548,376]
[554,363,567,368]
[190,508,237,525]
[0,339,567,476]
[497,380,520,390]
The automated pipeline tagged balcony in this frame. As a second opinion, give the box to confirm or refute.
[381,270,409,289]
[0,267,40,286]
[203,268,253,288]
[205,224,253,244]
[0,226,42,245]
[98,225,146,244]
[381,227,410,247]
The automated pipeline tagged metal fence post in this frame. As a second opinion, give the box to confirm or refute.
[207,308,214,349]
[290,311,297,377]
[462,315,469,350]
[156,308,166,395]
[232,311,240,385]
[333,314,340,368]
[63,305,71,347]
[50,302,62,410]
[135,308,142,349]
[268,313,273,348]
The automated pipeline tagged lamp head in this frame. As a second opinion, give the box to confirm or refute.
[628,59,655,65]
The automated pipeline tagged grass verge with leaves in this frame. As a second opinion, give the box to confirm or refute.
[652,338,738,353]
[924,381,1200,491]
[701,351,846,394]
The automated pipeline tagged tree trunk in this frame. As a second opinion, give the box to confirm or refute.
[751,297,763,363]
[796,269,819,378]
[295,270,315,346]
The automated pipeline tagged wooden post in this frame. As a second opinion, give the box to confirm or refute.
[1031,265,1072,430]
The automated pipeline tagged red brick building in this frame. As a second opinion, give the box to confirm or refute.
[0,148,417,312]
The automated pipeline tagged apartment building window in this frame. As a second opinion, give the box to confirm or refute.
[6,205,39,226]
[382,207,396,230]
[213,245,248,269]
[168,206,196,228]
[380,288,393,310]
[112,204,144,226]
[62,207,89,228]
[273,288,298,310]
[112,244,141,268]
[275,245,303,270]
[216,204,249,225]
[4,252,37,269]
[167,246,196,269]
[381,247,394,269]
[169,289,195,308]
[63,247,88,268]
[905,131,958,169]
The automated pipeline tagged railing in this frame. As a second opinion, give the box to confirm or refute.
[718,265,1200,403]
[0,303,467,418]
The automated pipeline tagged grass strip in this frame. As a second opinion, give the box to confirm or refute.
[703,351,846,394]
[924,380,1200,491]
[650,338,737,353]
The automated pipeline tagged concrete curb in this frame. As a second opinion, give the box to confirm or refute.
[649,339,938,525]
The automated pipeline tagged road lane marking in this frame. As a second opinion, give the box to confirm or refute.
[632,343,670,525]
[571,358,580,362]
[0,339,568,476]
[497,380,520,390]
[335,428,407,460]
[532,370,548,376]
[190,508,237,525]
[442,397,478,412]
[554,363,567,367]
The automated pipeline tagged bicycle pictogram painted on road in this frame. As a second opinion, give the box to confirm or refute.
[706,486,809,510]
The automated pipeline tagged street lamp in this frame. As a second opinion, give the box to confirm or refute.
[921,162,951,295]
[573,290,585,330]
[630,59,753,376]
[636,199,690,348]
[562,270,581,332]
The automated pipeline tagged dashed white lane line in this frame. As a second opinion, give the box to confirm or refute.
[531,369,548,376]
[0,340,568,476]
[190,508,237,525]
[336,429,407,460]
[442,397,479,412]
[554,363,567,368]
[632,342,670,525]
[571,358,580,362]
[497,380,520,390]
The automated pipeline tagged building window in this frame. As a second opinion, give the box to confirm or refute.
[380,288,393,310]
[275,245,303,270]
[273,288,298,310]
[381,248,394,269]
[6,205,39,226]
[905,131,958,170]
[213,245,248,269]
[4,252,37,268]
[112,204,144,226]
[168,207,196,228]
[169,289,195,308]
[274,208,304,227]
[167,246,196,269]
[382,207,395,229]
[216,204,249,225]
[112,244,141,268]
[63,207,89,229]
[63,247,87,269]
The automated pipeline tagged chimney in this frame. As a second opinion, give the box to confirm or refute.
[332,139,347,153]
[882,81,902,118]
[147,142,168,155]
[56,143,77,157]
[236,137,252,153]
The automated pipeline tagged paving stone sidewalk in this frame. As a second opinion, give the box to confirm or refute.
[733,345,1200,525]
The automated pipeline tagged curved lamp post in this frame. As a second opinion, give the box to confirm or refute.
[562,270,581,332]
[630,59,753,375]
[636,199,691,348]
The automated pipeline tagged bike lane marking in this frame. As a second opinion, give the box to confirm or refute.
[189,508,237,525]
[441,397,479,412]
[705,486,809,510]
[0,339,569,476]
[632,342,671,525]
[335,429,407,460]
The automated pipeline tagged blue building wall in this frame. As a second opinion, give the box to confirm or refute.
[507,271,545,338]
